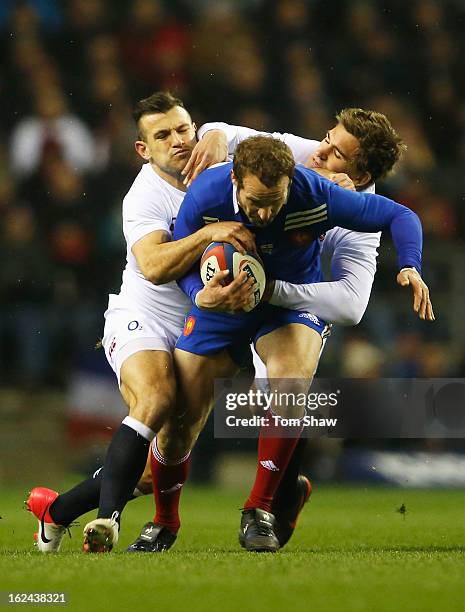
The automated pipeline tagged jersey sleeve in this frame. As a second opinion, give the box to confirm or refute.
[198,123,261,157]
[123,190,172,249]
[270,229,379,325]
[277,133,320,164]
[172,190,205,302]
[314,176,422,272]
[198,123,319,164]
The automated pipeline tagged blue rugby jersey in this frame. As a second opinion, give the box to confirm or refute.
[173,162,422,304]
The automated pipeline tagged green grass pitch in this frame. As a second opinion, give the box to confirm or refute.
[1,483,465,611]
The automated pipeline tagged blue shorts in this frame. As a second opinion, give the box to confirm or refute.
[176,304,330,366]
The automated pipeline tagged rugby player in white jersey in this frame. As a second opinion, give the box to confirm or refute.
[26,95,432,553]
[25,92,256,553]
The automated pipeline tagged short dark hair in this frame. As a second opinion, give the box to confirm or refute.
[337,108,407,184]
[133,91,187,139]
[233,136,295,188]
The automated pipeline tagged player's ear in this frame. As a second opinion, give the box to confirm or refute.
[135,140,150,161]
[231,169,237,186]
[354,170,372,190]
[192,122,198,142]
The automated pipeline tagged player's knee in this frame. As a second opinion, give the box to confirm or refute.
[158,410,205,459]
[267,360,315,380]
[157,429,194,462]
[129,384,175,430]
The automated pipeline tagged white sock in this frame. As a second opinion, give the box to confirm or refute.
[122,415,156,442]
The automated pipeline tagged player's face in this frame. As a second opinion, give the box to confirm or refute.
[308,123,360,176]
[135,106,196,178]
[234,173,291,228]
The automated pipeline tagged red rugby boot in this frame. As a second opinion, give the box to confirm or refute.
[25,487,67,553]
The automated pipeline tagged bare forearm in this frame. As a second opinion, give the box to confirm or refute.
[141,219,255,285]
[142,228,210,285]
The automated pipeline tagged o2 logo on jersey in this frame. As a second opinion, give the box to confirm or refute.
[128,320,142,331]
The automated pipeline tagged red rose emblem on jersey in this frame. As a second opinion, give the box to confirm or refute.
[183,315,196,336]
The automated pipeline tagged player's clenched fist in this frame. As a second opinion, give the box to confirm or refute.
[182,130,229,186]
[205,221,256,254]
[396,267,435,321]
[195,270,256,314]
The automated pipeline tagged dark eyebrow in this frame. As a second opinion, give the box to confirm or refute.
[153,123,190,139]
[248,194,282,206]
[154,129,169,139]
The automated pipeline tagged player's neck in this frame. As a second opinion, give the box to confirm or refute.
[150,163,186,192]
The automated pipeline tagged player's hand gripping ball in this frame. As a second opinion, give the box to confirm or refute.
[200,242,266,312]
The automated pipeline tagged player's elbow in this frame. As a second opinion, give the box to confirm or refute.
[339,296,367,326]
[140,262,171,285]
[149,270,173,285]
[148,273,168,285]
[342,308,364,326]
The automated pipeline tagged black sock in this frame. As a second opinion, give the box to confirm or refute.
[49,468,104,527]
[98,423,151,520]
[273,437,308,506]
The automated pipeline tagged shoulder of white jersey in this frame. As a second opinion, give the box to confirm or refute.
[123,164,174,209]
[200,122,320,165]
[124,164,153,194]
[276,134,320,165]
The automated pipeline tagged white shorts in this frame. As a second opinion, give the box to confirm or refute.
[102,295,182,385]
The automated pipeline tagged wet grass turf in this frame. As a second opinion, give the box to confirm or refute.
[1,484,465,611]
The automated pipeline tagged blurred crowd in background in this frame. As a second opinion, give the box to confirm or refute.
[1,0,464,388]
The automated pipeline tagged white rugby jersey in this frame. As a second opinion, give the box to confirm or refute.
[117,163,190,326]
[198,122,380,325]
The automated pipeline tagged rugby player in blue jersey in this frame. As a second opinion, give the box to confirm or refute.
[154,134,433,552]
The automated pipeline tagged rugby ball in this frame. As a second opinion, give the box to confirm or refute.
[200,242,266,312]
